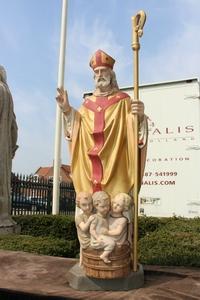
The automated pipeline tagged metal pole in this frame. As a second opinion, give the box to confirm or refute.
[131,10,146,271]
[52,0,68,215]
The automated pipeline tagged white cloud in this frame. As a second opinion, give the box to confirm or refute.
[142,21,200,83]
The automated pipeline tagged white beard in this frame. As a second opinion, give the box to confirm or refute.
[95,77,111,90]
[93,71,119,97]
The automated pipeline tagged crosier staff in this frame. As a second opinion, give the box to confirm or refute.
[131,10,146,272]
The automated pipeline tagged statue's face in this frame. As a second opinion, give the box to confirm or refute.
[97,199,110,217]
[94,66,111,90]
[79,197,93,214]
[112,198,124,213]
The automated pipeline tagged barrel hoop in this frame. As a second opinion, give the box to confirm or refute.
[83,252,130,261]
[83,261,130,271]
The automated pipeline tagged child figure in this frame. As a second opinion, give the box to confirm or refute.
[104,193,131,247]
[75,192,95,265]
[90,191,115,264]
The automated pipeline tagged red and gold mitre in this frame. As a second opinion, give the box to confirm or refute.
[89,49,115,70]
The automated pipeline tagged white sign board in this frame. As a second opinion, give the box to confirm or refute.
[123,78,200,217]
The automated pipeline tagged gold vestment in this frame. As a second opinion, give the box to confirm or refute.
[67,92,147,197]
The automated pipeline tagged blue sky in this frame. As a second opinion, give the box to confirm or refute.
[1,0,200,175]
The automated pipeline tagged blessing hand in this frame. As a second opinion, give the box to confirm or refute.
[56,87,71,113]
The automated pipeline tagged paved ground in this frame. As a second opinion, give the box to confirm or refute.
[0,250,200,299]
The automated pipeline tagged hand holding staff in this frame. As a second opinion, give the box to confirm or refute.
[131,10,146,272]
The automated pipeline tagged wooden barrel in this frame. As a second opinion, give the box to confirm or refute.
[82,244,131,279]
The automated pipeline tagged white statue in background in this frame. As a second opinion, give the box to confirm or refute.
[0,66,18,228]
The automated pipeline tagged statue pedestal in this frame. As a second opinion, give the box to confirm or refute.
[0,216,21,234]
[67,263,144,291]
[0,224,21,234]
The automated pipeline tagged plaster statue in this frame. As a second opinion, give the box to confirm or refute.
[90,192,132,264]
[0,66,18,228]
[75,192,95,265]
[56,50,148,278]
[90,191,115,263]
[105,193,131,247]
[76,191,132,265]
[56,49,148,198]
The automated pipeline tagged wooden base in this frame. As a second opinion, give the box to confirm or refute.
[82,244,131,279]
[68,263,144,291]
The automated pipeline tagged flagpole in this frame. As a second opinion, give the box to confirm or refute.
[131,10,146,271]
[52,0,68,215]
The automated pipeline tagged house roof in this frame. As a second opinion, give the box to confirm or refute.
[61,164,71,173]
[34,164,72,182]
[35,167,52,177]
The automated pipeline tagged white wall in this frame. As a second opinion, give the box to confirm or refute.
[123,78,200,217]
